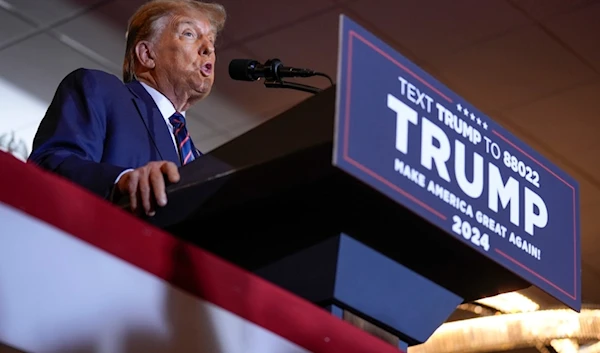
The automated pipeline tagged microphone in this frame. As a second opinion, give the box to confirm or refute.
[229,58,316,82]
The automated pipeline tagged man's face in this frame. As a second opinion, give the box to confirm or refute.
[153,9,216,102]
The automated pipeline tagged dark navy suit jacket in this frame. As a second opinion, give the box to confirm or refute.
[29,68,183,199]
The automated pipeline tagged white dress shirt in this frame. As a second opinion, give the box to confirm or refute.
[114,82,184,184]
[139,81,183,152]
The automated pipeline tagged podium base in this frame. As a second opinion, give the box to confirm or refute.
[255,234,463,346]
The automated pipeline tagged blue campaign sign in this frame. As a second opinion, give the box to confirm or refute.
[333,15,581,310]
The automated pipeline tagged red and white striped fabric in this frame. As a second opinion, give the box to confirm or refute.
[0,151,402,353]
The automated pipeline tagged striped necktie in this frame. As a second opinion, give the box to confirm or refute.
[169,112,199,165]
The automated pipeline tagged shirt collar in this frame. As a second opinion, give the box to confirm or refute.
[139,81,185,121]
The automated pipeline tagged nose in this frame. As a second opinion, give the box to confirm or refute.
[200,39,215,56]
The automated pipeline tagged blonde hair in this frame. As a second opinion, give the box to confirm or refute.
[123,0,226,83]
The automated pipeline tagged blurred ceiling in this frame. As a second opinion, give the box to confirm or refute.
[0,0,599,341]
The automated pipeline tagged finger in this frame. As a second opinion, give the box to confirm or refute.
[126,172,140,214]
[161,162,180,183]
[150,167,167,207]
[138,168,153,216]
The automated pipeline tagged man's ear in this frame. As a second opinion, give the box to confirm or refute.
[135,41,156,69]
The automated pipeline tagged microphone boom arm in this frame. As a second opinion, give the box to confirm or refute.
[263,79,323,94]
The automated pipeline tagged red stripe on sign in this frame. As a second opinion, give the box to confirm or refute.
[0,152,403,353]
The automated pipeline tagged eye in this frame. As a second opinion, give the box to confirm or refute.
[183,31,194,37]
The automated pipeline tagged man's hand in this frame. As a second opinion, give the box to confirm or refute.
[117,161,180,216]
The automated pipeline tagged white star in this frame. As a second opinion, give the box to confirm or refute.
[477,118,482,125]
[483,122,488,130]
[470,113,476,121]
[463,108,470,117]
[457,104,463,112]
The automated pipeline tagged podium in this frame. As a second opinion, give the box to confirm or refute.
[136,15,580,349]
[143,84,517,346]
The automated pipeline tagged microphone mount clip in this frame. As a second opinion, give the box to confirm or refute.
[260,59,327,95]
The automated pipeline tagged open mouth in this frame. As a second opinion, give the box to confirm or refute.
[201,62,213,76]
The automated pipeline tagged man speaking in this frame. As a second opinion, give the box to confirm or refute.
[28,0,226,217]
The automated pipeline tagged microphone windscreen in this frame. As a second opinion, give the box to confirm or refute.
[228,59,258,81]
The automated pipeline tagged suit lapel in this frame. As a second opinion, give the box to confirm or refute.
[126,80,181,167]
